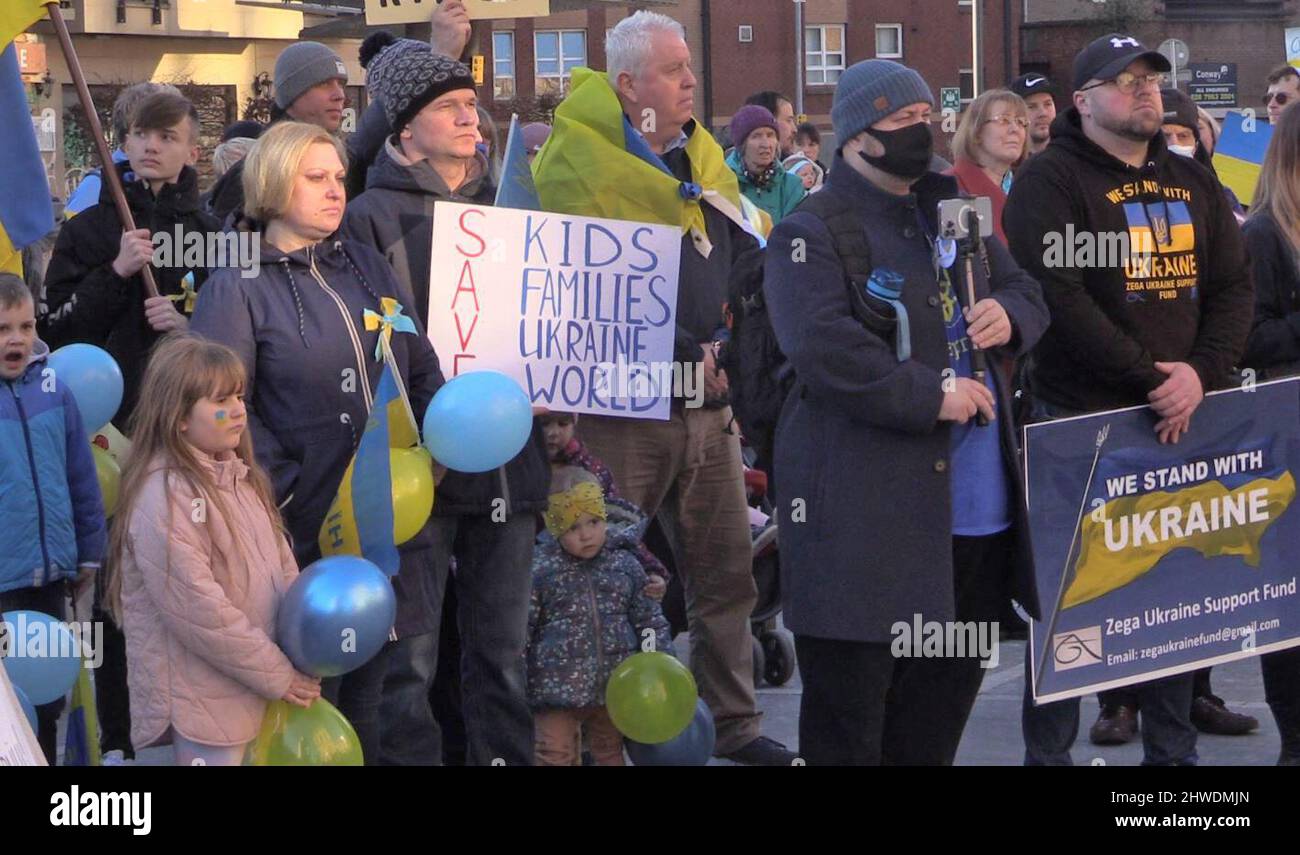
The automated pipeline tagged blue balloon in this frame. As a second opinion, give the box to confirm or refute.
[626,698,715,766]
[12,685,37,732]
[276,556,396,678]
[1,610,83,705]
[422,371,533,473]
[48,344,124,434]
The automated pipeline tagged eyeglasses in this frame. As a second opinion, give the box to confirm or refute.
[1264,91,1291,106]
[1080,71,1167,94]
[983,114,1030,129]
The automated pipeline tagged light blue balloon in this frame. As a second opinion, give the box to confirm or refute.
[626,698,716,766]
[47,344,124,434]
[276,556,396,679]
[12,685,37,732]
[1,610,82,705]
[422,371,533,473]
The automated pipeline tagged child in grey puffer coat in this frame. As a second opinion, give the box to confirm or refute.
[527,468,674,765]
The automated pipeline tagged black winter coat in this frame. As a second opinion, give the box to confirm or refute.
[39,162,221,428]
[190,233,445,636]
[765,157,1049,643]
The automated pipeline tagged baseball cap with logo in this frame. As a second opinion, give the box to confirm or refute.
[1071,33,1171,91]
[1010,73,1056,100]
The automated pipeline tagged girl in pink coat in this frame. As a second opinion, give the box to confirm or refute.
[105,334,320,765]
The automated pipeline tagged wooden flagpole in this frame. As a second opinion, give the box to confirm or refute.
[42,1,159,298]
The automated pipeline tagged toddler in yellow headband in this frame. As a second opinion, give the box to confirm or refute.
[529,467,675,765]
[544,478,609,559]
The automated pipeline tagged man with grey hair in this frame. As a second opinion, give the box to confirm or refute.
[64,82,182,217]
[533,10,796,765]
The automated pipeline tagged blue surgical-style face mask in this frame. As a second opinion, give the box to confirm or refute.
[1168,143,1196,158]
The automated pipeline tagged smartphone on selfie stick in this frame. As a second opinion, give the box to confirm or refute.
[938,196,994,427]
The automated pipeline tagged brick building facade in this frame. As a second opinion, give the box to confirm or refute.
[1020,0,1300,119]
[467,1,1022,149]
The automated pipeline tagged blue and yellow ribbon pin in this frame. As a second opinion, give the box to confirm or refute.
[166,272,198,314]
[363,297,418,360]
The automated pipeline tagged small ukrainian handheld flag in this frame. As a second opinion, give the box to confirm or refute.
[495,114,542,211]
[0,31,56,276]
[1212,111,1273,207]
[318,303,423,576]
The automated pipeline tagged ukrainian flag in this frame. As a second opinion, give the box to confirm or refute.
[1123,200,1195,254]
[318,349,421,577]
[495,115,541,211]
[533,67,765,251]
[0,0,47,50]
[0,36,54,276]
[1212,111,1272,208]
[62,663,101,766]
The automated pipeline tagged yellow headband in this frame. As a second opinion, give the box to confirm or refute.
[545,481,607,537]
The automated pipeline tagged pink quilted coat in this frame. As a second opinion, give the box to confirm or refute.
[120,451,299,749]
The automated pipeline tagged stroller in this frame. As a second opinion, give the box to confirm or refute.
[643,450,797,689]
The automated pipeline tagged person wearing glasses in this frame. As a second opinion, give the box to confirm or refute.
[1004,34,1254,766]
[1264,65,1300,124]
[945,89,1029,245]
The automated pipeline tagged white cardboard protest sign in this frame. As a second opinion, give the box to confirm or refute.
[0,659,46,766]
[365,0,550,26]
[428,202,682,420]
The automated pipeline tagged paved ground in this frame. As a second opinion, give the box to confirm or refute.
[739,637,1283,766]
[66,633,1281,767]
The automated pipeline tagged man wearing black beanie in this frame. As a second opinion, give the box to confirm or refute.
[342,48,550,768]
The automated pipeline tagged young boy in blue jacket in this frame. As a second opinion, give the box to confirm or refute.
[0,274,106,763]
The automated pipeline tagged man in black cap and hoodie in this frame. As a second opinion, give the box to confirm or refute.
[1004,34,1254,766]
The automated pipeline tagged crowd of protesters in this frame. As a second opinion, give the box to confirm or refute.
[3,0,1298,767]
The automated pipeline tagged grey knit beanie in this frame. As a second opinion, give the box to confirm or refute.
[831,59,934,145]
[274,42,348,110]
[374,50,476,131]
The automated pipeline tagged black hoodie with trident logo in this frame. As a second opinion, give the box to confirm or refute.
[1004,106,1253,413]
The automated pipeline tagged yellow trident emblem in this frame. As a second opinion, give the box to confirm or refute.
[938,269,958,324]
[1151,214,1169,246]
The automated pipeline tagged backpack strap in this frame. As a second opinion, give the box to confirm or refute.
[794,190,874,291]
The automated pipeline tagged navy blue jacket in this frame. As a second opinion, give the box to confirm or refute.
[0,342,107,593]
[191,234,444,636]
[765,155,1048,643]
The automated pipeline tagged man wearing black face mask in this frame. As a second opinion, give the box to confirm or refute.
[763,59,1049,764]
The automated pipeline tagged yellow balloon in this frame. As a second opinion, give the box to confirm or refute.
[390,447,434,546]
[245,698,363,766]
[92,445,120,518]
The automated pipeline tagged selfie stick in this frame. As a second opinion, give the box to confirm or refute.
[961,206,989,427]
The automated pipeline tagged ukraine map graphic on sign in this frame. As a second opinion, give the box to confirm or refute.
[1065,464,1295,609]
[1024,379,1300,702]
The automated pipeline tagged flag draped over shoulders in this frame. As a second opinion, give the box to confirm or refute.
[532,67,757,251]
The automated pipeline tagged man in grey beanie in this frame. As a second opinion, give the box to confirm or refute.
[208,41,349,222]
[764,58,1048,764]
[272,41,349,130]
